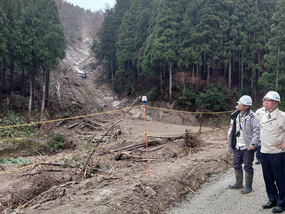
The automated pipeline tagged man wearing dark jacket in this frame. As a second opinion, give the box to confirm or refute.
[227,95,260,194]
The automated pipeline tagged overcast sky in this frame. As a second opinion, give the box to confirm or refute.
[66,0,116,12]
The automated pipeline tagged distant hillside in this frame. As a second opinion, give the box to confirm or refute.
[54,0,104,45]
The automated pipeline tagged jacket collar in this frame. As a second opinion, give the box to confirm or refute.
[230,110,240,119]
[230,108,252,119]
[245,109,254,119]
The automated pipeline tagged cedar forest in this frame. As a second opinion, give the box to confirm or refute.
[1,0,285,126]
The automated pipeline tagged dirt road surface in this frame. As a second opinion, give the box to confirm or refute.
[165,163,274,214]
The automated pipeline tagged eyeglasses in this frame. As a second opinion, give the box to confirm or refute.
[262,98,273,102]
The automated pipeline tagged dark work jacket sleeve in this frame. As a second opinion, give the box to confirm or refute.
[229,110,240,150]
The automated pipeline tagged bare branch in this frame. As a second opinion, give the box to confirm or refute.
[81,119,123,177]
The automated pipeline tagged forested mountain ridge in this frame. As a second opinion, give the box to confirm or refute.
[94,0,285,111]
[0,0,104,128]
[1,0,285,129]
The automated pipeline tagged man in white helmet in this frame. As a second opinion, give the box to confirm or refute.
[227,95,260,194]
[260,91,285,213]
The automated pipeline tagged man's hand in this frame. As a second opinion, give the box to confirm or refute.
[249,145,256,150]
[276,142,285,149]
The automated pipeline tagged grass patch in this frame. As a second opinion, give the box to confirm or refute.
[44,134,66,150]
[0,157,31,164]
[0,111,37,138]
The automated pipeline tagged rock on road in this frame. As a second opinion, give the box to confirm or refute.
[165,163,276,214]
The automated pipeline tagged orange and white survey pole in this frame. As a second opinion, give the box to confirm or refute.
[142,96,150,177]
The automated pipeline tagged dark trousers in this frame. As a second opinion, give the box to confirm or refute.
[255,146,261,160]
[261,152,285,207]
[233,148,255,172]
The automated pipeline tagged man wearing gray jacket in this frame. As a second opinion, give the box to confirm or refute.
[228,95,260,194]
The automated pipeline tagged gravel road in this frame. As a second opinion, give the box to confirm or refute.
[165,163,275,214]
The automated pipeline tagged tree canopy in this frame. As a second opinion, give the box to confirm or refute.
[94,0,285,110]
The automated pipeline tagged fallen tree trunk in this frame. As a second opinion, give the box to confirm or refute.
[111,140,164,153]
[110,143,145,152]
[0,164,5,171]
[83,119,104,127]
[56,120,65,127]
[10,192,35,206]
[68,122,79,129]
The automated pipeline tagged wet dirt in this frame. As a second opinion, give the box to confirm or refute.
[0,115,232,214]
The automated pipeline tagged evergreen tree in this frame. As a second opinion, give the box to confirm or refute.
[0,4,8,94]
[0,4,8,63]
[0,0,31,95]
[13,0,66,123]
[93,0,131,89]
[229,0,250,91]
[195,0,232,85]
[243,0,271,98]
[141,0,185,101]
[139,0,160,81]
[98,0,283,105]
[92,8,117,86]
[179,0,202,69]
[116,0,152,94]
[259,0,285,94]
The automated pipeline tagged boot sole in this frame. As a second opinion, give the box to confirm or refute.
[240,190,252,194]
[228,187,243,189]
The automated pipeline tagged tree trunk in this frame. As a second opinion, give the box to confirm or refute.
[275,46,280,91]
[169,65,172,103]
[40,68,47,124]
[111,60,114,89]
[238,53,241,89]
[28,71,33,124]
[223,64,227,79]
[136,67,139,82]
[228,59,231,89]
[241,59,244,91]
[196,64,199,89]
[21,68,25,93]
[203,52,206,78]
[10,59,14,94]
[0,60,1,94]
[258,52,261,79]
[232,52,235,84]
[251,67,256,98]
[160,69,163,90]
[191,65,195,90]
[32,72,35,109]
[2,58,6,95]
[207,66,210,86]
[163,61,166,86]
[46,68,50,107]
[251,68,254,97]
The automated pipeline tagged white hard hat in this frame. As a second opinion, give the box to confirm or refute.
[263,91,281,103]
[237,95,252,106]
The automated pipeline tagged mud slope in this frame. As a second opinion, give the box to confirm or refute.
[1,126,232,214]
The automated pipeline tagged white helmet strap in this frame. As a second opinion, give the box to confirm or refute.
[268,101,278,113]
[241,106,250,114]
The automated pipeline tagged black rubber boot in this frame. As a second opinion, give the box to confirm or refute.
[241,171,253,194]
[229,169,243,189]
